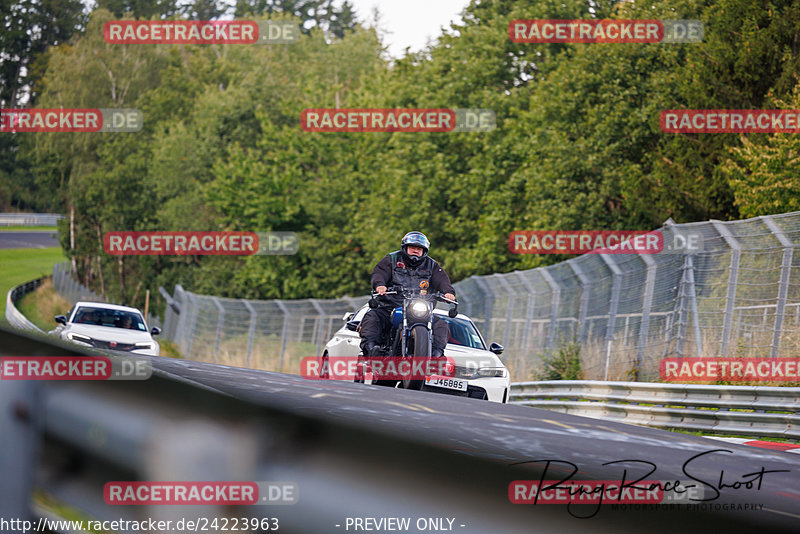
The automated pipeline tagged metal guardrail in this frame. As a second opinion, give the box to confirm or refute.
[5,278,45,332]
[509,380,800,440]
[0,213,63,226]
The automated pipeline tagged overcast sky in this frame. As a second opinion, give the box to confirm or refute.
[85,0,470,58]
[346,0,470,57]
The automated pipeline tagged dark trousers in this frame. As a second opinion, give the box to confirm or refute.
[359,307,449,355]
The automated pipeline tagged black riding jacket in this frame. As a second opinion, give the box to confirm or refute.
[370,250,455,307]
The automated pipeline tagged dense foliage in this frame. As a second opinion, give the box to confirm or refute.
[3,0,800,313]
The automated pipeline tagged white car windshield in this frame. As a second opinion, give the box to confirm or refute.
[442,316,485,350]
[72,307,147,331]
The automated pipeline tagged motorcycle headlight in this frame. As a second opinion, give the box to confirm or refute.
[408,299,431,320]
[67,332,93,345]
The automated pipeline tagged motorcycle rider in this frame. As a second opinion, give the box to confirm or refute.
[359,231,456,358]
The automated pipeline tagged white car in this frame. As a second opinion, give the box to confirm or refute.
[322,306,510,403]
[53,301,161,356]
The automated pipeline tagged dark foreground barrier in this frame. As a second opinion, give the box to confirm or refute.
[1,325,798,534]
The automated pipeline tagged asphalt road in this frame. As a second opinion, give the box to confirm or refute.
[142,354,800,532]
[0,231,59,249]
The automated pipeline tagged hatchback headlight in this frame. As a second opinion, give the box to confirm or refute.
[67,332,92,345]
[134,342,153,350]
[474,367,508,378]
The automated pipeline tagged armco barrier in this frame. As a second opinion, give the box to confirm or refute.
[0,212,63,226]
[509,380,800,440]
[5,278,45,332]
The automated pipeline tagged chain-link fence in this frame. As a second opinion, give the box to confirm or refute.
[158,284,370,374]
[51,262,161,329]
[51,212,800,382]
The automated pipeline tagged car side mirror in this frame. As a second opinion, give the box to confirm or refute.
[345,320,360,332]
[342,312,354,322]
[489,342,504,355]
[54,315,67,325]
[150,327,161,336]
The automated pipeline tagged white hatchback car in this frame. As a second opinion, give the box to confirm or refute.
[322,306,510,403]
[53,301,161,356]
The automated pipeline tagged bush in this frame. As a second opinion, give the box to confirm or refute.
[533,341,582,380]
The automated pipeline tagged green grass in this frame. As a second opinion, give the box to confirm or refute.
[0,226,58,232]
[0,247,66,320]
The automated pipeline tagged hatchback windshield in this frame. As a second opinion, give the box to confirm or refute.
[441,316,485,350]
[72,307,146,331]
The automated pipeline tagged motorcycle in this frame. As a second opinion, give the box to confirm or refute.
[355,282,458,390]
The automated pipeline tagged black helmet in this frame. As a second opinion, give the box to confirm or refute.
[400,231,430,267]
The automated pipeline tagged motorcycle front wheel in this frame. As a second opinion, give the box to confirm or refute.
[402,325,430,390]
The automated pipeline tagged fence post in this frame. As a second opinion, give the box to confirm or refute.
[686,254,703,357]
[492,274,515,351]
[211,297,225,363]
[598,254,622,381]
[568,261,591,343]
[514,271,537,356]
[711,220,741,356]
[761,215,794,358]
[458,280,474,318]
[539,269,561,350]
[185,292,200,357]
[275,300,290,372]
[309,299,326,357]
[635,253,657,377]
[173,285,189,353]
[242,300,257,367]
[473,276,495,339]
[675,256,690,358]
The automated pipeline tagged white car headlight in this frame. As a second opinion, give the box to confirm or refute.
[134,342,153,350]
[474,367,508,378]
[67,332,92,345]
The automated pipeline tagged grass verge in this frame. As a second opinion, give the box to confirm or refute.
[0,247,65,320]
[0,226,58,232]
[15,278,71,331]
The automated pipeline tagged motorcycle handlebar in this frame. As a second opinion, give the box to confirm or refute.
[369,286,459,307]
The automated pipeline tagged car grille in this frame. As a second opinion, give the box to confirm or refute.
[91,339,136,351]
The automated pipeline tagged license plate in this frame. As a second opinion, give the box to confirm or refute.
[425,376,468,391]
